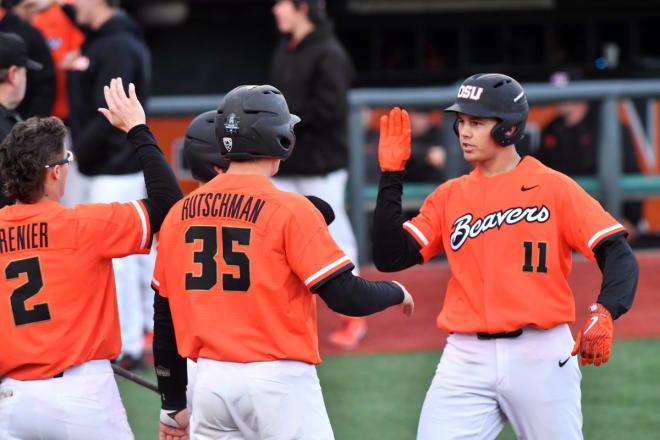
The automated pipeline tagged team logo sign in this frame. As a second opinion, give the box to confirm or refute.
[450,205,550,250]
[457,85,484,101]
[223,137,233,151]
[224,114,240,135]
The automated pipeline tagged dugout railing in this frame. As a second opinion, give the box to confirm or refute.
[148,79,660,263]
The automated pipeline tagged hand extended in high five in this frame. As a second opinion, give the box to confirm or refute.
[392,281,414,317]
[378,107,411,171]
[98,77,146,133]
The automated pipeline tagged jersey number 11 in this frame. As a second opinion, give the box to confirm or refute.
[522,241,548,273]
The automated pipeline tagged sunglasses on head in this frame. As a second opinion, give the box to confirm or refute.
[44,150,74,169]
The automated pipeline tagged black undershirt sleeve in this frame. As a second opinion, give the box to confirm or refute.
[127,125,184,233]
[593,232,639,320]
[153,291,187,410]
[315,271,404,316]
[372,171,423,272]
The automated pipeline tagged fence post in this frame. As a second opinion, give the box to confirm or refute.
[347,104,368,264]
[598,97,622,219]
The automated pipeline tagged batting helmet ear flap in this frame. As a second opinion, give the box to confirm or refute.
[491,120,526,147]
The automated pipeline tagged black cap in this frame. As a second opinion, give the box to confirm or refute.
[0,32,43,71]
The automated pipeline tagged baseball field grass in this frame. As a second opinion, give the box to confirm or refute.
[118,338,660,439]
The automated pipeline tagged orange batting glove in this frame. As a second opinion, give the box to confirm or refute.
[571,303,614,366]
[378,107,411,171]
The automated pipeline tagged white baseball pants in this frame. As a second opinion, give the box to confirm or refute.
[417,324,583,440]
[0,360,133,439]
[191,358,334,440]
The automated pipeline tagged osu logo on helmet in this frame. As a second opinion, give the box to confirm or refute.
[457,85,484,101]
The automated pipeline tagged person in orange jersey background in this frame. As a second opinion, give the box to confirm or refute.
[12,0,84,122]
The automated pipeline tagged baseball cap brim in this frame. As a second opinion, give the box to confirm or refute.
[25,58,43,71]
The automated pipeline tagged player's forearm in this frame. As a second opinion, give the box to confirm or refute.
[128,125,183,232]
[316,271,404,316]
[153,292,187,411]
[373,171,423,271]
[594,234,639,319]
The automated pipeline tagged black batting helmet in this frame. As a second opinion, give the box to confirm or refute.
[183,110,229,183]
[215,85,300,161]
[445,73,528,146]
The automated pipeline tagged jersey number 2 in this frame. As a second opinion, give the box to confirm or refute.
[185,226,251,292]
[522,241,548,273]
[6,256,51,326]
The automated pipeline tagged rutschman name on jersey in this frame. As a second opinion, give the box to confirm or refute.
[450,205,550,250]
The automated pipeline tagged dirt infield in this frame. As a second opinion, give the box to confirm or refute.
[318,249,660,356]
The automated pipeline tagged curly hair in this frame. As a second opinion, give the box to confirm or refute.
[0,117,67,203]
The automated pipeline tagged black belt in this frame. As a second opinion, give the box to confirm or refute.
[476,329,523,340]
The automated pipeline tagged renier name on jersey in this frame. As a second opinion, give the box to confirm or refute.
[0,222,49,254]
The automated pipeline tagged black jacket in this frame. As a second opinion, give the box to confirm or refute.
[535,107,642,225]
[269,23,355,176]
[68,11,151,176]
[0,104,20,208]
[0,9,56,118]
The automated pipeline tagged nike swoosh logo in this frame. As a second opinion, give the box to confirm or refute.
[559,357,570,367]
[521,185,539,191]
[584,316,599,335]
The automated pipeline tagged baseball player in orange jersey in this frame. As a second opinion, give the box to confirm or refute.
[179,109,337,414]
[0,77,183,439]
[150,84,414,440]
[373,73,639,439]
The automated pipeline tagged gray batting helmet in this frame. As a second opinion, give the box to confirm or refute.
[445,73,528,146]
[183,110,229,182]
[215,85,300,161]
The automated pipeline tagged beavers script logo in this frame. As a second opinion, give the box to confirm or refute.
[450,205,550,250]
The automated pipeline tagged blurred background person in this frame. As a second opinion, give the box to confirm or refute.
[535,72,642,242]
[404,109,447,183]
[1,32,42,208]
[270,0,366,349]
[11,0,84,123]
[66,0,153,370]
[0,0,54,118]
[11,0,86,208]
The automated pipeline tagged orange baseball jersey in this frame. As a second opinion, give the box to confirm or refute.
[403,156,625,333]
[0,200,151,380]
[32,4,84,120]
[152,173,353,365]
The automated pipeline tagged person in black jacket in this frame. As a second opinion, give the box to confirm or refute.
[270,0,367,350]
[535,99,643,240]
[1,31,43,208]
[67,0,153,369]
[0,0,55,118]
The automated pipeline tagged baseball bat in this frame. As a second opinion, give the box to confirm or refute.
[112,363,159,393]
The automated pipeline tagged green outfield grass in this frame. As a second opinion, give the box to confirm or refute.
[118,339,660,439]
